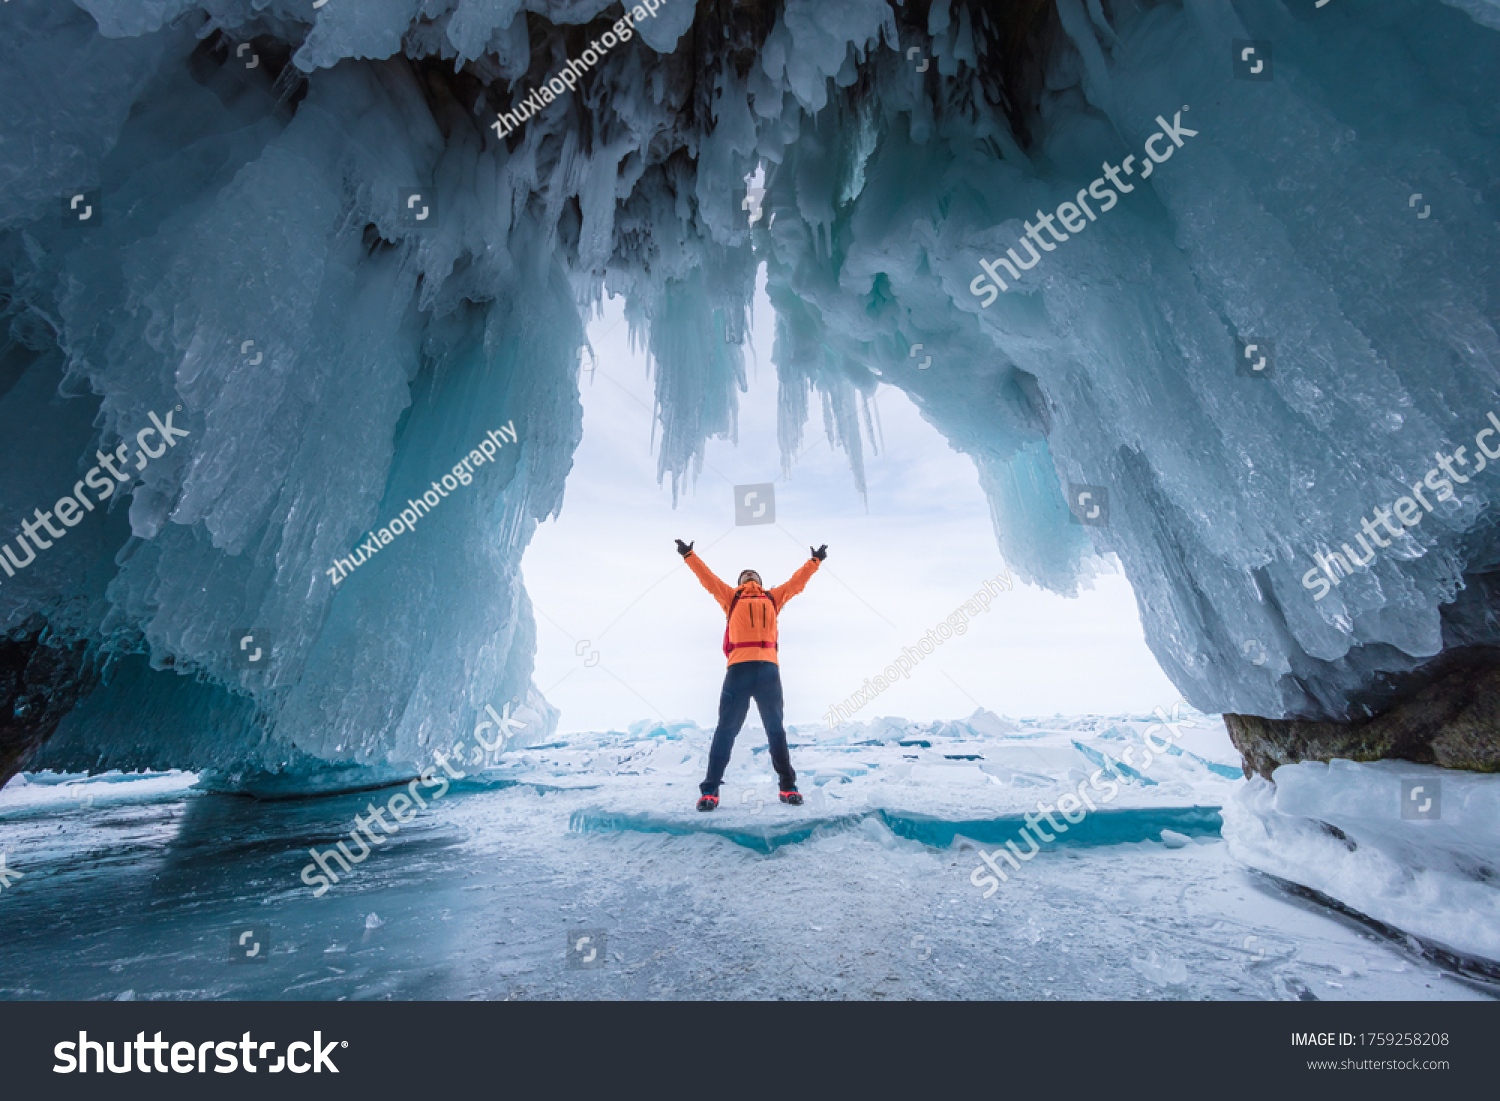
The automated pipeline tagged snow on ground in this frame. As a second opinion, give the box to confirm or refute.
[0,710,1493,1001]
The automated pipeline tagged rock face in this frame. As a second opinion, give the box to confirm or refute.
[1225,659,1500,780]
[0,624,96,789]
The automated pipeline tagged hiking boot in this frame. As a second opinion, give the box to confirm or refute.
[779,789,804,806]
[697,794,719,812]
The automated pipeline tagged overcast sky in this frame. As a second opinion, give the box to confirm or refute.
[521,268,1180,733]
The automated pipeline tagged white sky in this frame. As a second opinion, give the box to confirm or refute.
[521,267,1180,732]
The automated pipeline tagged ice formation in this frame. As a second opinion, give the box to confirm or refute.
[1224,760,1500,965]
[1,0,1498,787]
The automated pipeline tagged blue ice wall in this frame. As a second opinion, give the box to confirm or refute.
[755,0,1500,719]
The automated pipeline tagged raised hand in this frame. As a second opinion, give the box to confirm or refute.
[811,544,828,561]
[676,539,695,558]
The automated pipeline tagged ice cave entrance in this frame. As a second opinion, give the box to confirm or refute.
[522,266,1180,734]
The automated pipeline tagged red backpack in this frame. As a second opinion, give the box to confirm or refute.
[722,588,779,657]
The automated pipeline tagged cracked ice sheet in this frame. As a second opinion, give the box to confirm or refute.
[0,750,1487,1001]
[535,709,1247,825]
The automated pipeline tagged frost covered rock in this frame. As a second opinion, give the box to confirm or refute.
[1226,663,1500,780]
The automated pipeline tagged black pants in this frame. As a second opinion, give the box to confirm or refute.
[700,660,796,796]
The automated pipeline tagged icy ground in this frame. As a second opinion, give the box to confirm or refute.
[0,710,1492,1001]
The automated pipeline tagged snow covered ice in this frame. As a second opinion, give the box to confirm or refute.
[3,709,1493,1000]
[1225,759,1500,965]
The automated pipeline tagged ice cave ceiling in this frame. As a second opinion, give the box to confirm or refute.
[1,0,1498,788]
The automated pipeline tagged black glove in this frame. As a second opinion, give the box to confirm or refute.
[811,544,828,561]
[676,539,695,558]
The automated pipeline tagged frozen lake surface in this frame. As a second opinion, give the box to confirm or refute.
[0,711,1492,1001]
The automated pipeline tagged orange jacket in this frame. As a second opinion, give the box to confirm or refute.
[685,552,821,666]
